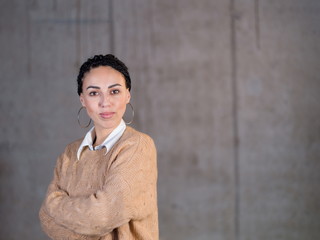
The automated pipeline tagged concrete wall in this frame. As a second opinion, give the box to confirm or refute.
[0,0,319,239]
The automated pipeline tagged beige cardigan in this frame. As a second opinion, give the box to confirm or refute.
[39,127,158,239]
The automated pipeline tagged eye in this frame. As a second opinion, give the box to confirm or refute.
[110,89,120,95]
[89,91,99,96]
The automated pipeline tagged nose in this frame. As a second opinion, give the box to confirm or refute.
[99,94,111,108]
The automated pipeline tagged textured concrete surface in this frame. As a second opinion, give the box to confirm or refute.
[113,1,235,239]
[235,1,320,239]
[0,0,319,240]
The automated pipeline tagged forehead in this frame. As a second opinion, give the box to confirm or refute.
[83,66,125,85]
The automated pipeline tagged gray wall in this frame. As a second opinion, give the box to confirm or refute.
[0,0,319,240]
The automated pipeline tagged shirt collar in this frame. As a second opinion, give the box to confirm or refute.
[77,119,126,160]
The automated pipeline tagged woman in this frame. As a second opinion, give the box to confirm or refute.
[39,54,158,239]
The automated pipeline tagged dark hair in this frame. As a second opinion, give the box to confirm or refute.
[77,54,131,95]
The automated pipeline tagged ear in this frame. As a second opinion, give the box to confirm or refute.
[79,94,86,107]
[126,89,131,104]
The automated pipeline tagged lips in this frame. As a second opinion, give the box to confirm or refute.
[99,112,115,119]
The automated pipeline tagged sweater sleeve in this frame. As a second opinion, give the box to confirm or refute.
[39,154,101,240]
[39,205,100,240]
[43,134,157,236]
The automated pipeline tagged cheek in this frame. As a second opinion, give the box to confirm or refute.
[114,99,128,114]
[83,99,97,113]
[85,105,98,121]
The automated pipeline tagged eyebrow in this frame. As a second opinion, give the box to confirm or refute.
[108,83,122,89]
[86,83,122,90]
[86,86,100,90]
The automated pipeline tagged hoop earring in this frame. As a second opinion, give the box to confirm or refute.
[77,106,91,128]
[125,103,135,125]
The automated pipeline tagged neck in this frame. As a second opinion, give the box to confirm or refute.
[93,129,112,147]
[93,121,122,147]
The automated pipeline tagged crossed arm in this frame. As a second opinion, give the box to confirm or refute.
[39,136,157,238]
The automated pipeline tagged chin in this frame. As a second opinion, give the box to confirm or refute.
[98,121,119,130]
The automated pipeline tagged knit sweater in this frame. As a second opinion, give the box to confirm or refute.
[39,127,158,240]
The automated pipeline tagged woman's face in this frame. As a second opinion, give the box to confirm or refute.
[79,66,131,134]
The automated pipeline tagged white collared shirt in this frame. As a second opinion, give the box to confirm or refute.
[77,119,126,160]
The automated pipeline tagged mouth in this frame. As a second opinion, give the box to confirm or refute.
[99,112,115,119]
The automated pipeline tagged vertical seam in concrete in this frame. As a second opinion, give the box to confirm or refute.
[53,0,58,11]
[27,2,31,76]
[109,0,115,53]
[76,0,82,64]
[254,0,261,49]
[230,0,240,240]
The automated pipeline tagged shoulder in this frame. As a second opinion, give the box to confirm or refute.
[50,138,83,172]
[59,138,83,160]
[109,127,157,171]
[121,127,155,148]
[111,127,156,158]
